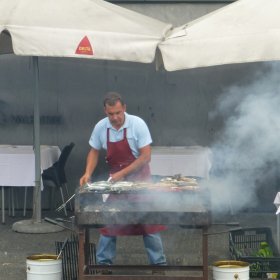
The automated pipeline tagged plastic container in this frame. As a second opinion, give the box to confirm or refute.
[26,254,62,280]
[213,260,249,280]
[229,227,280,278]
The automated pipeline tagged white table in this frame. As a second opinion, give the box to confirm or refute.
[150,146,212,179]
[0,145,61,223]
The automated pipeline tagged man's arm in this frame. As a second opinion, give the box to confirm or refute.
[79,148,99,186]
[110,144,151,182]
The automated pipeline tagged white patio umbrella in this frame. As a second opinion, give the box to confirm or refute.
[159,0,280,71]
[0,0,171,61]
[0,0,171,231]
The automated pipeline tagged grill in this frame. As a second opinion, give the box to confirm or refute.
[75,184,210,280]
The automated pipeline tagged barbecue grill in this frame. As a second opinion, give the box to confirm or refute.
[75,180,211,280]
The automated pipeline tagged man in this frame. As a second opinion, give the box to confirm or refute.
[80,92,166,271]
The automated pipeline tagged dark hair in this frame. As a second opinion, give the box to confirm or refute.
[103,92,124,107]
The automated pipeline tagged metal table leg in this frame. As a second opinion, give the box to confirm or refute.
[202,227,208,280]
[277,214,280,252]
[1,186,4,224]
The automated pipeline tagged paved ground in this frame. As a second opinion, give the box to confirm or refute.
[0,209,278,280]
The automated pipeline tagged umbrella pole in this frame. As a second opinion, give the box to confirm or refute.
[12,57,63,233]
[32,56,41,223]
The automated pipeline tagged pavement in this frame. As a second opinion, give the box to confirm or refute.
[0,208,278,280]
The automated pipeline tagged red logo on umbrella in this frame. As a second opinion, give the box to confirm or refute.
[75,36,94,55]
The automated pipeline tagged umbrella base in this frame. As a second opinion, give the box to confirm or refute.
[12,219,64,233]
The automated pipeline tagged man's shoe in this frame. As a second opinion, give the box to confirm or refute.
[152,270,165,275]
[96,269,112,275]
[102,269,112,275]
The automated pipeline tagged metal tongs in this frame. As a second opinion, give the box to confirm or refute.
[56,193,76,212]
[56,177,113,211]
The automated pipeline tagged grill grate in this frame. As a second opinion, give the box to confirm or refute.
[55,233,96,280]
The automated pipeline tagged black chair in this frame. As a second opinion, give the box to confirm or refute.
[42,142,75,216]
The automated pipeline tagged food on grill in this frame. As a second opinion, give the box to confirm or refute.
[110,181,134,189]
[82,175,200,193]
[147,182,199,191]
[160,174,198,186]
[84,181,111,191]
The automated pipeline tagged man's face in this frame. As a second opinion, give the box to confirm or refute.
[104,101,126,129]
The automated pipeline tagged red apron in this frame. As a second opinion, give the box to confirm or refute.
[100,128,166,236]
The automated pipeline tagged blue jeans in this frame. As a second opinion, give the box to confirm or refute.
[96,233,167,265]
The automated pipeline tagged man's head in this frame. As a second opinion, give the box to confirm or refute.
[103,92,126,130]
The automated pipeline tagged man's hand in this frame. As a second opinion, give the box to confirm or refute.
[79,174,91,187]
[80,148,99,187]
[110,170,125,182]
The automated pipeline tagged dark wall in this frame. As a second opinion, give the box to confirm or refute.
[0,54,263,193]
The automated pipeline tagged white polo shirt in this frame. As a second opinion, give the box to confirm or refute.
[89,113,152,158]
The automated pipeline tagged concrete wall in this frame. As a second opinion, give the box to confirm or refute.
[0,2,267,207]
[120,3,225,26]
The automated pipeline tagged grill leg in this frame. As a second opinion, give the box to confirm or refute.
[78,227,86,280]
[85,228,90,274]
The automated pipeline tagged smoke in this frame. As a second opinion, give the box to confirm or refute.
[206,62,280,214]
[81,63,280,220]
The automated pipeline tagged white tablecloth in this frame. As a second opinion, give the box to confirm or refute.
[0,145,61,187]
[150,146,212,179]
[274,192,280,251]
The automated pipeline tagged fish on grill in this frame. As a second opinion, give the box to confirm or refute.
[82,176,200,193]
[160,174,198,186]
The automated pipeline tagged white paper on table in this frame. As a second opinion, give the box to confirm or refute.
[273,192,280,215]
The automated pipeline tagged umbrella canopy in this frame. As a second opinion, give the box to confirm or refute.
[159,0,280,71]
[0,0,171,62]
[0,0,171,226]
